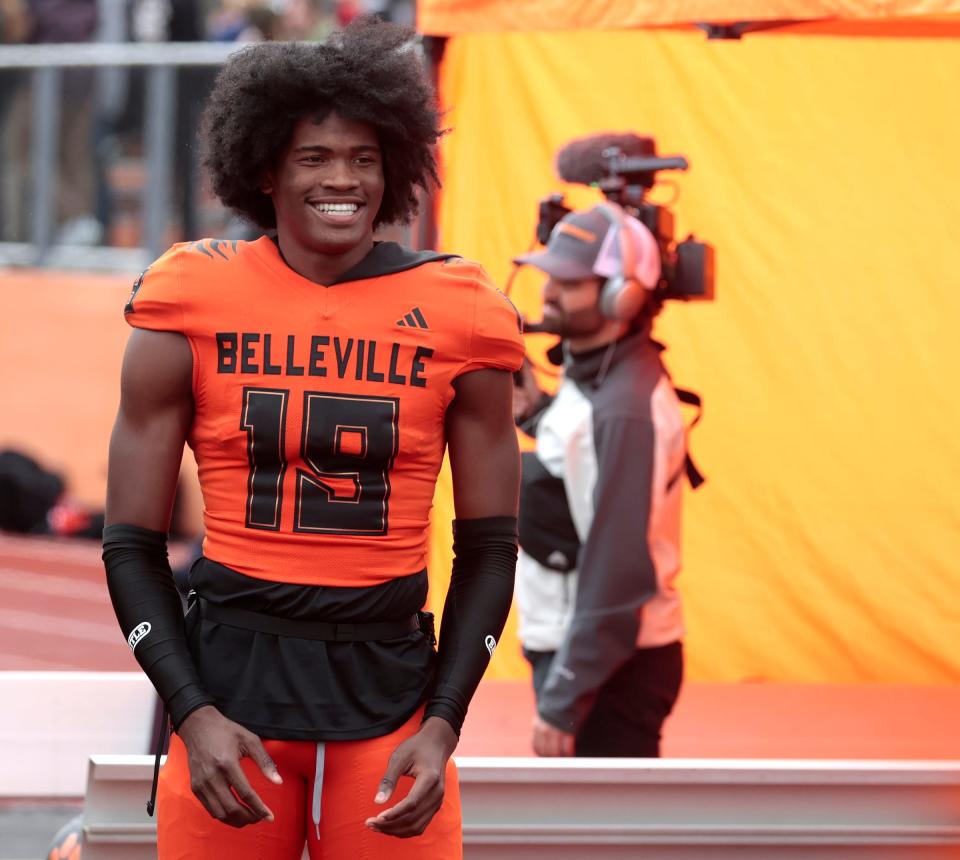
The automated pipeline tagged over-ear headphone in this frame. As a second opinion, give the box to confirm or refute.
[593,202,645,321]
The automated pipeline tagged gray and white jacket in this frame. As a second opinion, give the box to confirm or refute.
[516,330,686,733]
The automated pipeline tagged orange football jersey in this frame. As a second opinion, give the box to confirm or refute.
[124,237,524,587]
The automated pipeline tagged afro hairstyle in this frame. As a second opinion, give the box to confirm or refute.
[200,17,444,230]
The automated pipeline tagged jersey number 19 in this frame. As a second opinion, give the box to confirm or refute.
[240,387,400,536]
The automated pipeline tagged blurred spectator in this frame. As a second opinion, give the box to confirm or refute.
[94,0,211,244]
[360,0,412,26]
[207,0,266,41]
[28,0,96,42]
[33,0,100,244]
[277,0,330,41]
[206,0,413,44]
[133,0,208,242]
[0,0,28,42]
[244,3,279,40]
[0,0,29,239]
[1,0,99,244]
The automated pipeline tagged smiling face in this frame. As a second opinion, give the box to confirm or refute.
[261,112,385,279]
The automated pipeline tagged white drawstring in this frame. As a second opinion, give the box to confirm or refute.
[311,742,326,840]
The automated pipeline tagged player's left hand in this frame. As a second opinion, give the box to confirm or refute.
[532,714,575,757]
[364,716,458,838]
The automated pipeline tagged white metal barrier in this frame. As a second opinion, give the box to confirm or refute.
[81,754,960,859]
[0,672,154,797]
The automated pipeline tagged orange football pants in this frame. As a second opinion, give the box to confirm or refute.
[156,707,462,859]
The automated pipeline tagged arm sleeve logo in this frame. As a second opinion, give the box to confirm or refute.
[127,621,152,652]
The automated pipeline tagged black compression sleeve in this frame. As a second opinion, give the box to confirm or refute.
[424,516,518,735]
[102,524,215,729]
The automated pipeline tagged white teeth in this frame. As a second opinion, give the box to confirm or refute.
[314,203,358,214]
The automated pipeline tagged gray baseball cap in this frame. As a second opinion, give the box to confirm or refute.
[514,207,611,280]
[515,204,662,288]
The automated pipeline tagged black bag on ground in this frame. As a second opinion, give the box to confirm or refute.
[0,449,64,533]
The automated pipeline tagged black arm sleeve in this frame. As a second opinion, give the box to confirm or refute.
[423,516,518,735]
[102,523,215,729]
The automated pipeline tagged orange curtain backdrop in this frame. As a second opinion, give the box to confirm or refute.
[430,27,960,684]
[418,0,960,34]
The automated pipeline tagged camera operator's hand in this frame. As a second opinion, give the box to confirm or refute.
[513,358,545,426]
[532,714,575,757]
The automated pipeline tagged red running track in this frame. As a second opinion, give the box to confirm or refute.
[0,534,138,672]
[4,533,959,760]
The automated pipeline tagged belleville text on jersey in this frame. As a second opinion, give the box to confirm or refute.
[216,332,434,388]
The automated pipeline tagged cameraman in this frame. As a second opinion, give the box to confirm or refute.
[514,203,685,757]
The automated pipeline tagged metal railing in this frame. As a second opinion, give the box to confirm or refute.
[0,42,244,270]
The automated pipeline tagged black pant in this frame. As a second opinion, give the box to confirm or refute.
[524,641,683,757]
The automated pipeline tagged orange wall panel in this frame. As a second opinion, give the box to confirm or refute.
[0,271,131,508]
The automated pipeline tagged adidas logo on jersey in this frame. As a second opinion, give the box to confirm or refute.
[396,307,429,330]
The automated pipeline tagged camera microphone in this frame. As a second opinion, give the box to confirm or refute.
[556,133,657,185]
[528,132,714,303]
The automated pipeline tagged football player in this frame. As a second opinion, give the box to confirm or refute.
[103,18,523,859]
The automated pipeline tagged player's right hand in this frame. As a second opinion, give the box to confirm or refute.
[177,705,283,828]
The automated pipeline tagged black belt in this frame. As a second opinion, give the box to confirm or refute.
[195,597,429,643]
